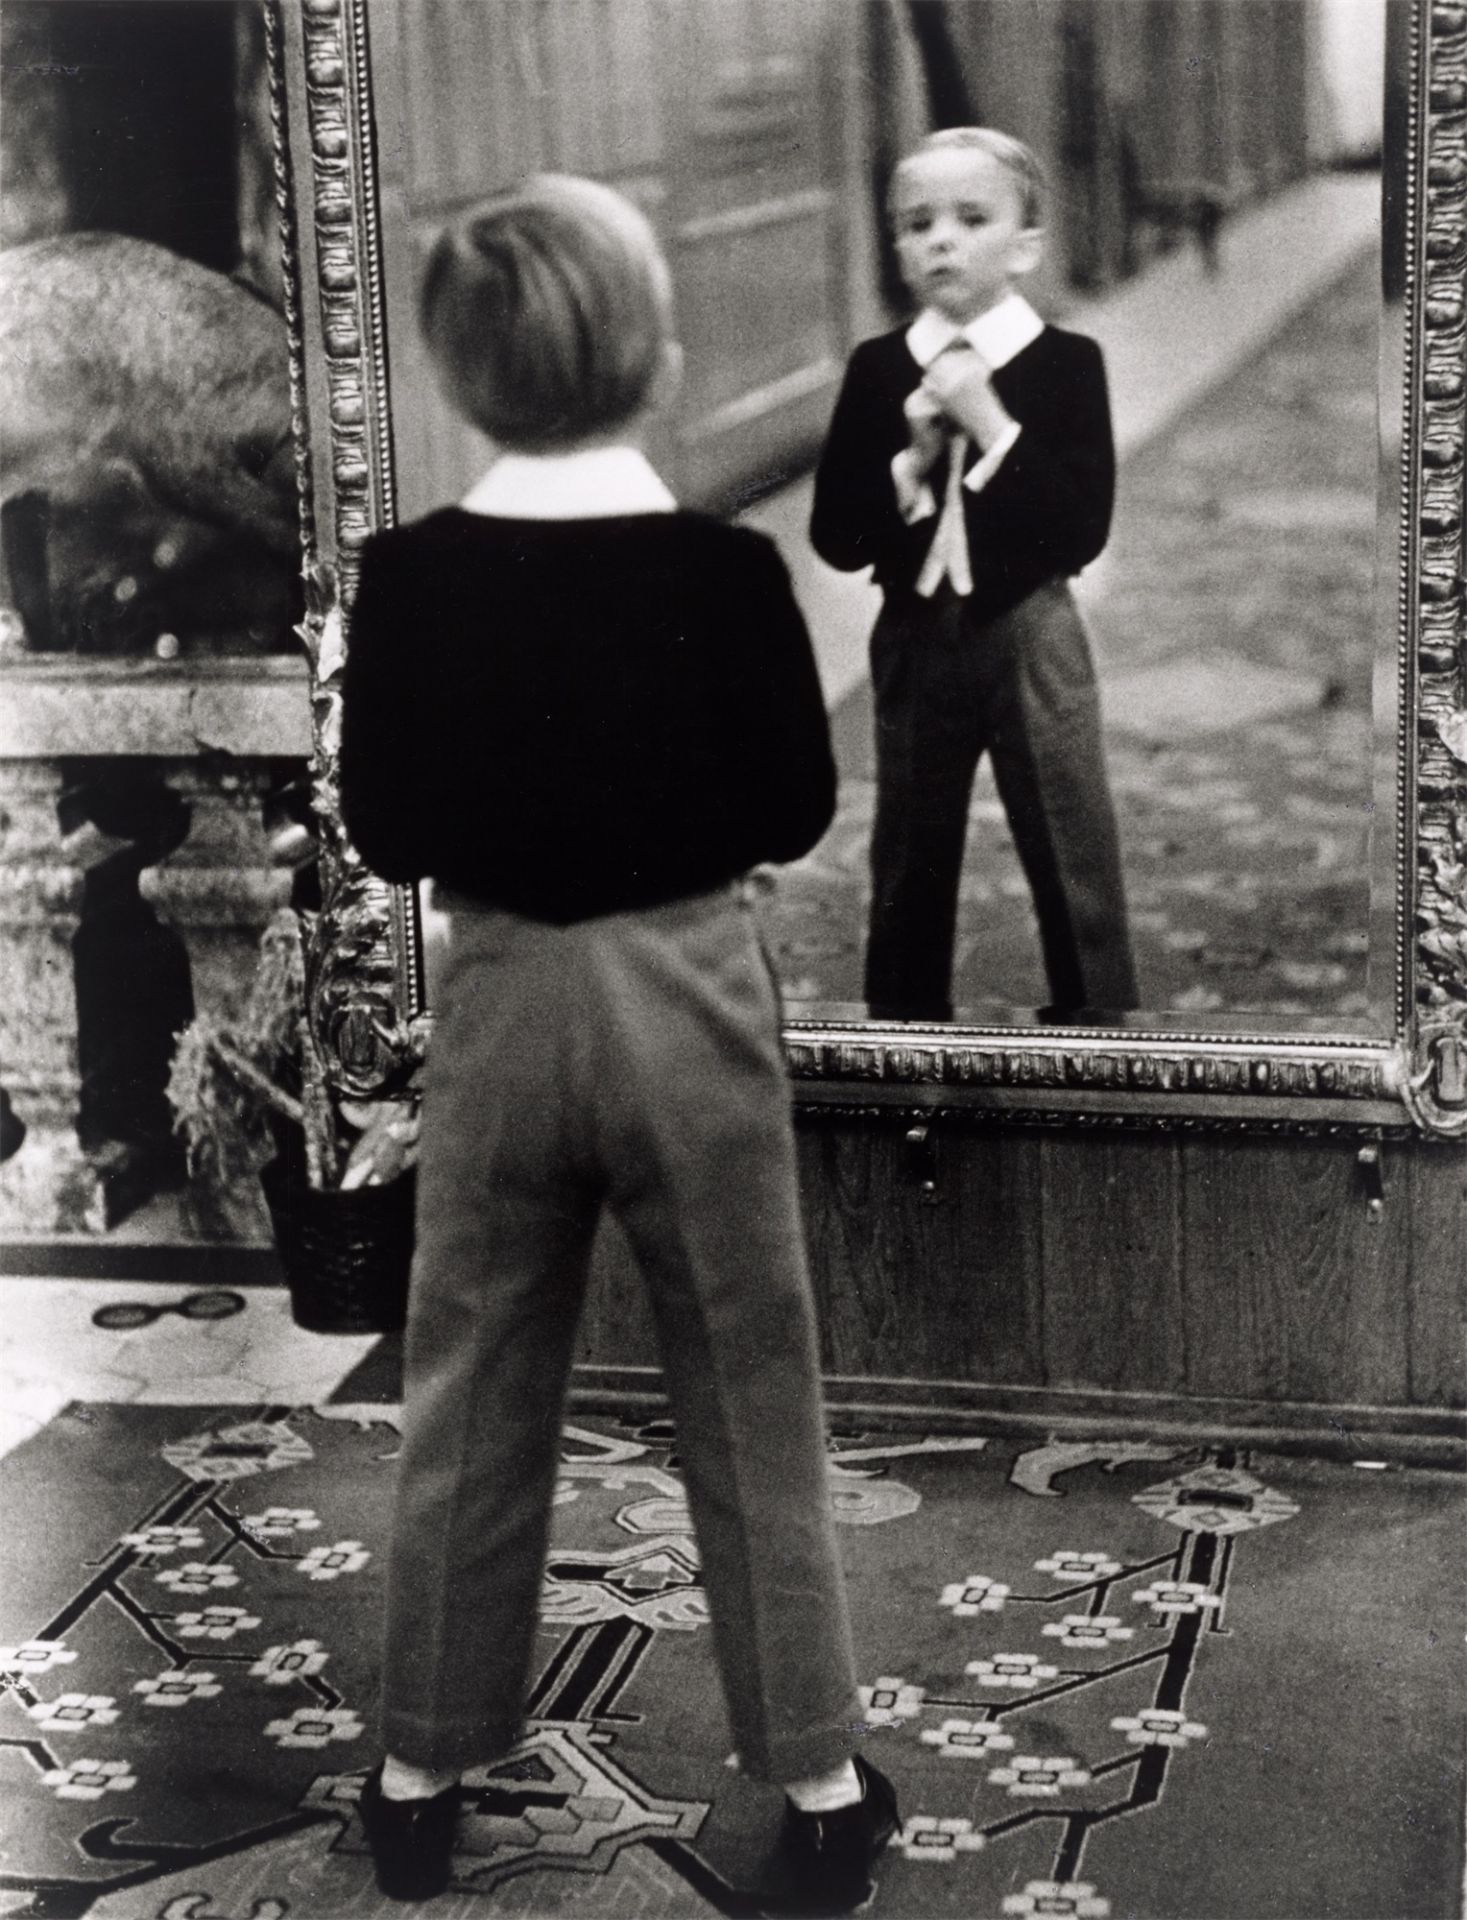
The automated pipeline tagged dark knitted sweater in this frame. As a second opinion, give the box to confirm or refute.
[810,322,1115,621]
[338,509,836,921]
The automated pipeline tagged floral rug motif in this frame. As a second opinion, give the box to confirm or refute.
[0,1405,1462,1917]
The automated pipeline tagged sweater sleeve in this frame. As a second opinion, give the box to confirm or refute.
[809,343,906,576]
[338,534,429,884]
[977,336,1115,581]
[729,534,837,864]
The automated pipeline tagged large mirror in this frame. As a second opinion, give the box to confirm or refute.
[278,0,1467,1135]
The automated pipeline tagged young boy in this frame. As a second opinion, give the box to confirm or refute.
[811,128,1138,1023]
[339,175,898,1912]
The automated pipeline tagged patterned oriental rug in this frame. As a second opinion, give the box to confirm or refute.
[1,1404,1461,1919]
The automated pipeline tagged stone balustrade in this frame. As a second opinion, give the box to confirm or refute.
[0,659,312,1234]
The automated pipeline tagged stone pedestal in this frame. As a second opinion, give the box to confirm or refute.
[139,764,298,1243]
[0,760,105,1231]
[139,763,296,1030]
[0,660,312,1236]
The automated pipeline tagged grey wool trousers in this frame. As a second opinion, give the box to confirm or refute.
[865,577,1139,1019]
[380,884,862,1782]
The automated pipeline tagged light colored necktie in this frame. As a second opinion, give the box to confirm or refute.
[915,427,973,599]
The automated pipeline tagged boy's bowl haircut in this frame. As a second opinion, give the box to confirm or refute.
[890,127,1048,231]
[419,174,673,452]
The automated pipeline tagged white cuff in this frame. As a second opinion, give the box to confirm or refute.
[892,448,937,524]
[962,421,1022,494]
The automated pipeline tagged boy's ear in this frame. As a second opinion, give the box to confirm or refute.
[649,339,684,413]
[1010,227,1045,278]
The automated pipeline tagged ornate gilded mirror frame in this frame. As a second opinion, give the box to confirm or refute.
[270,0,1467,1140]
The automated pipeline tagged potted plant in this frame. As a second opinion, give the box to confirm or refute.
[166,906,417,1333]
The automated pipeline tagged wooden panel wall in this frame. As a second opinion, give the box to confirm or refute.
[367,0,854,520]
[579,1118,1466,1421]
[947,0,1314,300]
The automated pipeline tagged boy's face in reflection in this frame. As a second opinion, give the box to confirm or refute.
[891,147,1042,325]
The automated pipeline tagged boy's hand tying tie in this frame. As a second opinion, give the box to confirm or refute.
[898,380,944,474]
[902,385,948,477]
[922,340,1017,450]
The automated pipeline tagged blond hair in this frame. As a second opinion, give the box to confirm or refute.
[891,128,1047,229]
[419,174,672,451]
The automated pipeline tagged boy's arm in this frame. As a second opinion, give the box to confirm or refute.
[339,535,430,884]
[921,342,1018,453]
[975,336,1116,576]
[727,536,836,864]
[809,343,908,574]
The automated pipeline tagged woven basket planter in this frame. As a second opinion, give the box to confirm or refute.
[259,1146,414,1335]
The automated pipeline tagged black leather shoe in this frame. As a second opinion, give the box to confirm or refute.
[358,1763,460,1901]
[867,1001,953,1025]
[781,1754,900,1915]
[1036,1005,1134,1027]
[0,1089,25,1164]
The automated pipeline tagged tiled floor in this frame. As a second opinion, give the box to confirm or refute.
[0,1277,378,1460]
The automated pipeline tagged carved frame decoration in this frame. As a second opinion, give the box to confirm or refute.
[272,0,1467,1137]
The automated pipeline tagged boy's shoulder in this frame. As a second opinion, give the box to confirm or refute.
[845,316,1102,373]
[847,322,918,369]
[1017,320,1103,363]
[359,505,783,583]
[363,505,754,548]
[359,507,462,564]
[1001,323,1106,398]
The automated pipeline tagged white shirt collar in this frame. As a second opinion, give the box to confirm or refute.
[460,445,677,519]
[906,291,1044,373]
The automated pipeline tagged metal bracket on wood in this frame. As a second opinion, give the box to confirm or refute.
[903,1122,941,1202]
[1355,1145,1386,1223]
